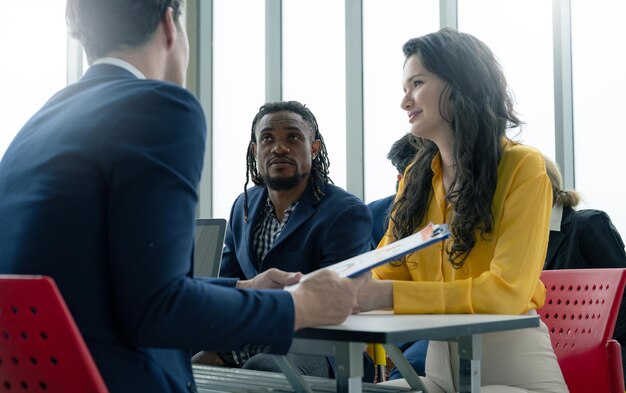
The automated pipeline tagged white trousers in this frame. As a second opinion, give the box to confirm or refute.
[383,320,569,393]
[422,322,568,393]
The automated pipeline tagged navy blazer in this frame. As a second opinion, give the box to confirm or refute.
[220,183,372,279]
[367,194,395,250]
[0,64,295,392]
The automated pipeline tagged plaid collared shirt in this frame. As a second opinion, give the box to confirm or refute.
[232,197,299,366]
[252,198,299,264]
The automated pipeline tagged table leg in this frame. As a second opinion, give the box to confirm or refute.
[271,355,313,393]
[334,342,364,393]
[458,335,482,393]
[382,344,428,393]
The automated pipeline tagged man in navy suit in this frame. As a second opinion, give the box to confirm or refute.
[367,133,418,249]
[218,101,374,379]
[0,1,364,392]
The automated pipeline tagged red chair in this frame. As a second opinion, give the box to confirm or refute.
[0,275,108,393]
[540,268,626,393]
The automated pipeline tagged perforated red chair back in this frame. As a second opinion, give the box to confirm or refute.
[540,268,626,393]
[0,275,108,393]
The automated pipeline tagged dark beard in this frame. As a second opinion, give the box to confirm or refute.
[262,173,308,191]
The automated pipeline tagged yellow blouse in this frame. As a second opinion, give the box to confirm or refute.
[373,141,551,315]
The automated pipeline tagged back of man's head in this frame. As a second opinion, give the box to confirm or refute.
[387,133,419,175]
[66,0,183,63]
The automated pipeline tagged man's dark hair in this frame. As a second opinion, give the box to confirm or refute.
[66,0,183,63]
[244,101,331,222]
[387,133,419,175]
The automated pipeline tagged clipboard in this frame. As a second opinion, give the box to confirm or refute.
[286,222,449,291]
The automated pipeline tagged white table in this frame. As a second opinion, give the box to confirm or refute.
[273,311,540,393]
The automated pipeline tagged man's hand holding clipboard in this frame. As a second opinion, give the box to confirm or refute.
[286,222,450,292]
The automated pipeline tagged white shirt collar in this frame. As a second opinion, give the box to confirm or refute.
[92,57,146,79]
[549,204,563,232]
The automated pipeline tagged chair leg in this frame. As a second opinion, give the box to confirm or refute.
[606,339,625,393]
[374,343,387,382]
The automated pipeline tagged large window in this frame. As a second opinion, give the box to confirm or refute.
[572,1,626,235]
[459,0,555,160]
[0,0,68,160]
[9,1,625,238]
[363,0,439,203]
[212,0,265,220]
[282,0,347,188]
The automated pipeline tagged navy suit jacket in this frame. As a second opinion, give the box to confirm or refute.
[0,64,295,392]
[219,183,372,279]
[367,195,395,250]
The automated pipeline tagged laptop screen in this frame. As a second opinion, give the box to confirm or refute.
[193,218,227,278]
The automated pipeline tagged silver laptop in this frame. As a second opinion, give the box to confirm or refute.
[193,218,227,278]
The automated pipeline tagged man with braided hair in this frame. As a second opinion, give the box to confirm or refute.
[219,100,374,380]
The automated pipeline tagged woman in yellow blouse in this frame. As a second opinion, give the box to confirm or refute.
[358,29,568,392]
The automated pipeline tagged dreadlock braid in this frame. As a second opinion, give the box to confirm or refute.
[243,101,332,222]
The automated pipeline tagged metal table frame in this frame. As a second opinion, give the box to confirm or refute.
[272,311,539,393]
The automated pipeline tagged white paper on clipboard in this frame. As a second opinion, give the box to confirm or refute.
[285,222,450,291]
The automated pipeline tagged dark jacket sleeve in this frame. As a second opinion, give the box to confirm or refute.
[367,195,394,250]
[105,84,294,354]
[319,199,373,269]
[579,210,626,268]
[219,205,247,279]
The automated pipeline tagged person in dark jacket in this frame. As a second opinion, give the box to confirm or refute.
[217,100,374,381]
[367,133,419,250]
[544,156,626,381]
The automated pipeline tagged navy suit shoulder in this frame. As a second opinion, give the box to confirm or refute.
[0,64,295,392]
[367,195,395,249]
[220,183,372,279]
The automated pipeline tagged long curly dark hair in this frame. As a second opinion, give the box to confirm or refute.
[391,28,521,269]
[244,101,332,222]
